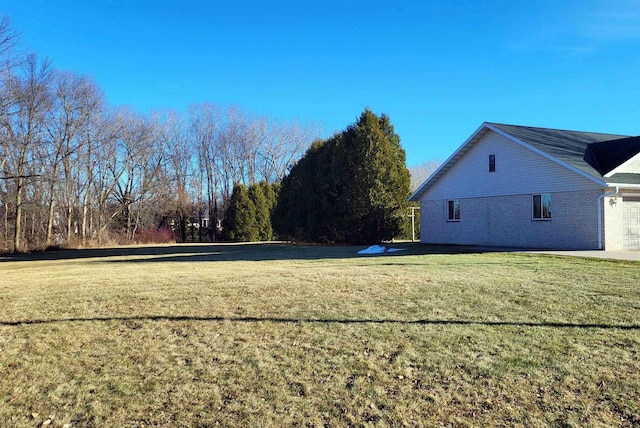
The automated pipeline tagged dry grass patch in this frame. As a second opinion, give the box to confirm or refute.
[1,243,639,427]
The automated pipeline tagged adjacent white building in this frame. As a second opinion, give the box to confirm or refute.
[410,123,640,250]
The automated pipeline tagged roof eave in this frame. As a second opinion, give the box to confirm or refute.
[605,181,640,189]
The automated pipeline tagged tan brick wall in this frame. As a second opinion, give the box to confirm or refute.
[603,196,624,250]
[420,189,602,250]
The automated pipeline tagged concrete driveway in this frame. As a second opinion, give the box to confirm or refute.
[408,244,640,262]
[524,250,640,261]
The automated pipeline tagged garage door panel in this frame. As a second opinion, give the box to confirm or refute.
[623,199,640,249]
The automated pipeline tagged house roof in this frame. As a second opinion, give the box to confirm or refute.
[607,173,640,185]
[584,136,640,177]
[410,122,639,201]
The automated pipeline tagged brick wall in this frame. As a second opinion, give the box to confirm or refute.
[603,196,624,250]
[420,189,602,250]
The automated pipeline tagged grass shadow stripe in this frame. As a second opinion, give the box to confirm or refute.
[1,315,638,330]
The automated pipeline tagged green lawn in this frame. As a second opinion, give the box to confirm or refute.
[1,243,639,427]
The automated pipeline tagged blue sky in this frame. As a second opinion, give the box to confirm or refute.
[3,0,640,166]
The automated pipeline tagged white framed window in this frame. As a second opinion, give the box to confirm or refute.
[447,199,460,221]
[532,194,551,220]
[489,154,496,172]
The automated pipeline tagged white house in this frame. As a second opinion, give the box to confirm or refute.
[409,123,640,250]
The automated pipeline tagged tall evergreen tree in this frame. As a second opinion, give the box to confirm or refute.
[248,182,271,241]
[273,140,327,240]
[260,181,278,240]
[222,183,257,242]
[273,109,410,244]
[347,110,410,242]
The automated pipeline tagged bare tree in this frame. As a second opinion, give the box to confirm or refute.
[0,17,21,249]
[115,110,164,240]
[89,111,122,244]
[0,54,52,251]
[218,106,250,191]
[0,13,325,250]
[76,104,107,245]
[409,160,441,192]
[257,119,318,182]
[43,71,103,245]
[0,16,21,76]
[156,110,193,241]
[190,103,222,241]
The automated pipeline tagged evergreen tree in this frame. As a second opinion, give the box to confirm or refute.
[260,181,278,214]
[249,182,271,241]
[273,140,328,241]
[347,110,410,242]
[260,181,279,240]
[273,109,410,244]
[222,184,257,241]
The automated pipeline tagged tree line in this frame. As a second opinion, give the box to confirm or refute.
[1,16,430,252]
[0,17,317,252]
[222,109,412,245]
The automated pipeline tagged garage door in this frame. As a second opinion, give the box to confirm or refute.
[623,198,640,249]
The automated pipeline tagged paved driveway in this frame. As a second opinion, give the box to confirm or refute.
[412,244,640,262]
[524,250,640,261]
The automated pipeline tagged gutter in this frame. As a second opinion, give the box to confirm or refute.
[597,186,619,250]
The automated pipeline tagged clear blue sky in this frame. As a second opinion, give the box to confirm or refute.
[3,0,639,166]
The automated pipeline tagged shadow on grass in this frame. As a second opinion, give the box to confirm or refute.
[0,242,521,263]
[1,315,638,330]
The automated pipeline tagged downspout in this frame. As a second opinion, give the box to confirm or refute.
[597,186,619,250]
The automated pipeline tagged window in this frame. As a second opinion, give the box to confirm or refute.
[489,154,496,172]
[447,199,460,221]
[532,194,551,220]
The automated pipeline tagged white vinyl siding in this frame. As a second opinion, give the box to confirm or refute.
[613,154,640,175]
[421,131,600,201]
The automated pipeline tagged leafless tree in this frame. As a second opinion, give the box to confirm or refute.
[189,103,222,241]
[0,54,52,251]
[409,160,441,192]
[155,109,194,241]
[0,15,327,251]
[43,71,103,244]
[107,108,163,241]
[257,118,318,182]
[77,102,107,245]
[0,17,21,249]
[0,16,20,74]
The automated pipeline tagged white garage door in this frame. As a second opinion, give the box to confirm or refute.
[623,198,640,249]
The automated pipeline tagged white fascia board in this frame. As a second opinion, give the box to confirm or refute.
[409,122,491,201]
[605,182,640,189]
[604,152,640,177]
[484,124,608,187]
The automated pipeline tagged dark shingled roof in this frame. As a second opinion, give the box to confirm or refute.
[487,123,631,181]
[584,136,640,176]
[607,173,640,185]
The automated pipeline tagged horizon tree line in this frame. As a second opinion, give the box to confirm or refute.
[0,16,439,252]
[0,16,318,252]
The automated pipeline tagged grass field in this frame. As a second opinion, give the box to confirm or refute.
[1,243,639,427]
